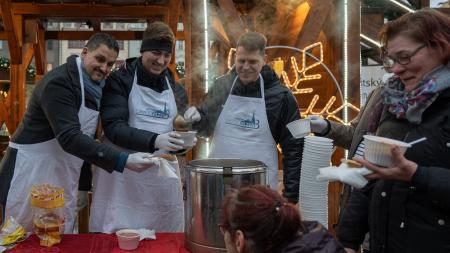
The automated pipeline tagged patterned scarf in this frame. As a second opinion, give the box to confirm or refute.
[381,64,450,124]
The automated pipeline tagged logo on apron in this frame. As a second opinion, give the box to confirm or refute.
[225,111,260,129]
[136,102,171,119]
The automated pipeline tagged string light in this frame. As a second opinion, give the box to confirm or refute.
[389,0,415,13]
[360,34,381,48]
[293,42,323,83]
[203,0,209,92]
[227,48,236,70]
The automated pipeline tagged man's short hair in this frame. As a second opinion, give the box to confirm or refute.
[236,32,267,56]
[85,33,120,54]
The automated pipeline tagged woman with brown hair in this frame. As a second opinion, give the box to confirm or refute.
[220,185,344,253]
[334,8,450,253]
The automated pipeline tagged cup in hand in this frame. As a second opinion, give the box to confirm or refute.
[363,135,411,167]
[286,119,311,138]
[174,131,197,148]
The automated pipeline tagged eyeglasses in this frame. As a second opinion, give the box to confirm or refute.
[382,44,426,69]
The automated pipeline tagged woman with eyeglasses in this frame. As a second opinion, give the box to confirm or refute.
[219,185,345,253]
[307,8,450,253]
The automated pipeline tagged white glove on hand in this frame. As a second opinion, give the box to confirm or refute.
[184,106,201,123]
[307,115,328,134]
[125,152,157,173]
[155,131,184,151]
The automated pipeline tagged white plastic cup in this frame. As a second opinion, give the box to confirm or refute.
[175,131,197,148]
[116,229,140,251]
[363,135,411,167]
[287,119,311,138]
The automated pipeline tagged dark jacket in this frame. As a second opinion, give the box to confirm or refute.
[193,65,303,202]
[278,221,345,253]
[337,86,450,253]
[0,55,124,205]
[100,57,188,152]
[325,86,383,229]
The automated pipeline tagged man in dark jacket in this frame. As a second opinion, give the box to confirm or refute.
[89,21,189,233]
[0,33,155,232]
[184,32,303,203]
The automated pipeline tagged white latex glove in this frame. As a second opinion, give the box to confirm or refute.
[155,131,184,151]
[184,106,201,123]
[125,152,157,173]
[307,115,328,134]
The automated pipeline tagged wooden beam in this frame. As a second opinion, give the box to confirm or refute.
[210,16,231,48]
[8,64,26,133]
[295,0,333,49]
[216,0,245,46]
[348,0,361,110]
[175,31,185,41]
[12,3,168,19]
[265,1,310,60]
[34,22,47,76]
[168,0,181,64]
[22,43,34,68]
[263,1,291,48]
[168,0,181,34]
[91,19,101,32]
[1,0,21,64]
[185,0,208,106]
[0,98,10,132]
[45,31,145,40]
[0,32,6,40]
[361,12,384,41]
[183,0,193,104]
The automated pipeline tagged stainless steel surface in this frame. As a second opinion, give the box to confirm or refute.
[185,159,267,253]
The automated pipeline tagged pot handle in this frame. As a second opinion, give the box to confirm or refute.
[223,166,233,187]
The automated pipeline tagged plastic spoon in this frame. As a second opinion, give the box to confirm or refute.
[407,137,427,146]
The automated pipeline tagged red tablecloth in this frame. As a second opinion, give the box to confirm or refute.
[7,233,191,253]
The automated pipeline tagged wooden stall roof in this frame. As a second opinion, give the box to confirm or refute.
[0,0,183,39]
[0,0,185,133]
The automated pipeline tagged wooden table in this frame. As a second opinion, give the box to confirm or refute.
[7,233,191,253]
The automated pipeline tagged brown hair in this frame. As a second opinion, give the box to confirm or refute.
[220,185,303,253]
[236,32,267,56]
[142,21,175,44]
[380,8,450,63]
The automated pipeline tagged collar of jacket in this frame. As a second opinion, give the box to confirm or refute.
[122,57,173,93]
[66,55,81,86]
[136,57,167,91]
[229,64,281,90]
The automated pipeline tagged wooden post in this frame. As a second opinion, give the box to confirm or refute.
[9,64,26,133]
[327,0,361,234]
[185,0,206,106]
[34,20,48,77]
[1,0,26,133]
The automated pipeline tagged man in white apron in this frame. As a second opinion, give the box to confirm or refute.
[0,33,156,232]
[184,32,303,204]
[90,22,189,233]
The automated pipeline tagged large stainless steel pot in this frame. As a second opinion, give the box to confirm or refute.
[185,159,267,253]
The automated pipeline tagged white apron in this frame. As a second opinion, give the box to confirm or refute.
[89,70,184,233]
[209,75,279,189]
[5,56,99,233]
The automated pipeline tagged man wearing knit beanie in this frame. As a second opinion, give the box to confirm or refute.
[89,21,190,233]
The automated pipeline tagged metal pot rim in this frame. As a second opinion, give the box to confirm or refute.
[187,158,267,172]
